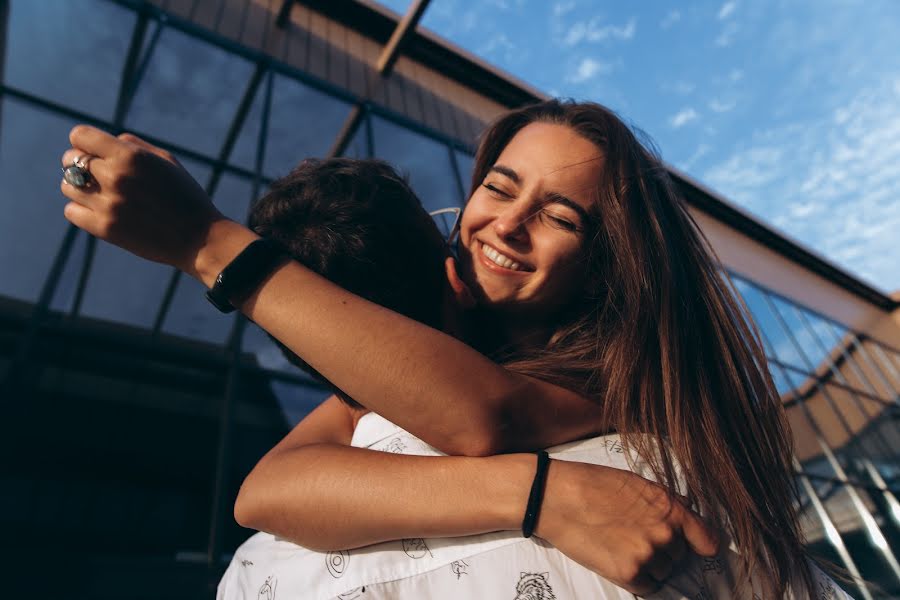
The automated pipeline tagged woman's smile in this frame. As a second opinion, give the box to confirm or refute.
[478,241,532,273]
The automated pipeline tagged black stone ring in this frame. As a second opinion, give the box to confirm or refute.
[62,154,94,189]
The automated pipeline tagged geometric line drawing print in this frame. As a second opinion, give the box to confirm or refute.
[450,559,469,580]
[326,550,351,578]
[258,574,277,600]
[401,538,432,559]
[603,438,624,454]
[513,571,556,600]
[337,587,366,599]
[385,437,407,454]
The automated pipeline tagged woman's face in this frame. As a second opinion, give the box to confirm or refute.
[458,122,603,316]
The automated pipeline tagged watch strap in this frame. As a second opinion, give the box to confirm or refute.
[205,238,287,313]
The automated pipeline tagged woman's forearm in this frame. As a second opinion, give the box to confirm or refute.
[192,220,600,455]
[233,443,533,550]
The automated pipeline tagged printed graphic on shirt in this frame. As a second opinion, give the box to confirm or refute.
[817,578,839,600]
[326,550,351,578]
[241,559,254,567]
[258,575,277,600]
[603,438,624,453]
[337,586,366,599]
[450,559,469,579]
[401,538,432,559]
[513,571,556,600]
[385,437,407,454]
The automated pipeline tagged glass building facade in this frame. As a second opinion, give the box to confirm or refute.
[1,1,898,598]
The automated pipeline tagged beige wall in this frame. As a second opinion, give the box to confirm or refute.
[691,208,900,348]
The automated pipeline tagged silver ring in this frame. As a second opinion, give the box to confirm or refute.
[62,154,94,189]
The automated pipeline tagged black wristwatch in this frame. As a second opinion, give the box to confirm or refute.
[205,238,287,313]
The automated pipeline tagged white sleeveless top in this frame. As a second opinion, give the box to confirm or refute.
[217,413,849,600]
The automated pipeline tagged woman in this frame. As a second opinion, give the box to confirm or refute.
[60,100,823,597]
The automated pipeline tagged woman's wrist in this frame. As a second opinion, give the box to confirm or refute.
[190,218,260,287]
[486,453,542,532]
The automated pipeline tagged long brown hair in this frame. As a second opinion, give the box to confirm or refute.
[470,99,811,596]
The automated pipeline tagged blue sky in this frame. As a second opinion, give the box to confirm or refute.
[379,0,900,293]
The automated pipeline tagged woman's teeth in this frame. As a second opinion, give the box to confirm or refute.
[482,243,522,271]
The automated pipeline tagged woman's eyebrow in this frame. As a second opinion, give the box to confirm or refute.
[545,192,590,223]
[488,164,520,183]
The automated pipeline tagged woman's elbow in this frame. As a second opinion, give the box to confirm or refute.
[439,424,509,457]
[233,479,262,529]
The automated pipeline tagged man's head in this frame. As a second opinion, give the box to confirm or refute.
[248,158,449,408]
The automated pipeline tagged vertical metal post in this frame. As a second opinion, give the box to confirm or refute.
[447,144,466,205]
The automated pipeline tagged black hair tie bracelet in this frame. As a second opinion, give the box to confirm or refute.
[521,450,551,538]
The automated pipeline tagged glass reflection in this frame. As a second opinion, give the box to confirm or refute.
[125,27,255,156]
[262,75,355,177]
[0,99,78,303]
[3,0,135,121]
[371,115,462,213]
[732,277,804,366]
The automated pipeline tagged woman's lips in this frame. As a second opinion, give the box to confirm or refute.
[477,241,532,274]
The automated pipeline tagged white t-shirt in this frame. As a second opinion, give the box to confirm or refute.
[218,412,850,600]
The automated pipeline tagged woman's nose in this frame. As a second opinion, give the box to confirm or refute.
[492,203,530,241]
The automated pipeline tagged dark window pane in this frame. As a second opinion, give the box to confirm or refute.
[0,99,77,302]
[160,175,254,343]
[262,75,355,177]
[124,27,255,156]
[226,76,266,172]
[49,232,90,314]
[371,116,461,213]
[454,149,475,198]
[77,158,212,329]
[733,278,805,367]
[3,0,134,121]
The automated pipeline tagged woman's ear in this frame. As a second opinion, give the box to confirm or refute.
[445,256,476,309]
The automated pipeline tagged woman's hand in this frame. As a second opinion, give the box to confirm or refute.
[536,460,720,596]
[60,126,225,277]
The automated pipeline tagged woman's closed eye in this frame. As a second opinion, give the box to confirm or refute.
[482,182,511,198]
[540,211,579,232]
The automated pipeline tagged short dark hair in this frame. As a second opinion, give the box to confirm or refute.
[248,158,448,408]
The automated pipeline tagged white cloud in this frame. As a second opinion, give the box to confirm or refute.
[709,98,737,112]
[566,57,615,83]
[680,143,712,171]
[729,68,744,82]
[553,1,575,17]
[662,79,695,95]
[715,22,739,47]
[660,10,681,30]
[702,78,900,290]
[717,1,738,20]
[561,17,637,46]
[669,107,699,128]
